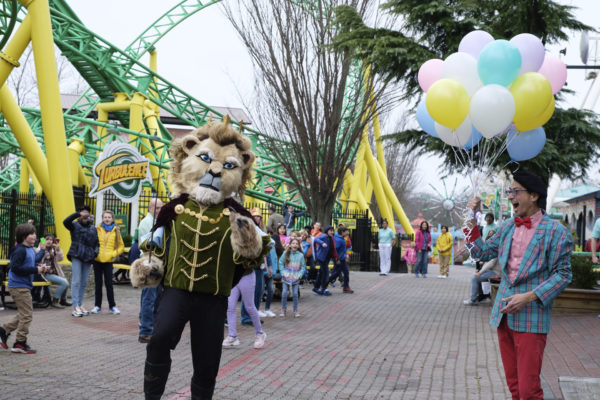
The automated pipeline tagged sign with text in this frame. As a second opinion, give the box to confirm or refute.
[89,142,152,202]
[337,218,357,229]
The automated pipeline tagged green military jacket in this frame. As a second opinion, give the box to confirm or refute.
[144,199,269,297]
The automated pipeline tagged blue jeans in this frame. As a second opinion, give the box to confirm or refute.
[44,273,69,300]
[70,258,92,308]
[264,275,274,311]
[139,285,163,336]
[314,257,331,291]
[470,269,497,302]
[415,250,428,276]
[281,282,299,311]
[329,259,349,287]
[241,269,264,323]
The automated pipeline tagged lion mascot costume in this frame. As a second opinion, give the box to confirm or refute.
[132,117,270,400]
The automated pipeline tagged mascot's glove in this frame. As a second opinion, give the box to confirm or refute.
[229,212,271,268]
[131,255,164,288]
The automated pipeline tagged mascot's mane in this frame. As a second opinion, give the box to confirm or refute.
[169,117,255,200]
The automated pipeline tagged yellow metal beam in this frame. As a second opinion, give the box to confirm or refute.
[0,85,52,198]
[27,0,74,252]
[0,14,31,88]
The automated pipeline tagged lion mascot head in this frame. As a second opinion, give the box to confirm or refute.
[169,116,255,205]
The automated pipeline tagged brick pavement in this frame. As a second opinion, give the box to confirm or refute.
[0,265,598,399]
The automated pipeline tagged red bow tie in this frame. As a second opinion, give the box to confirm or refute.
[514,216,532,229]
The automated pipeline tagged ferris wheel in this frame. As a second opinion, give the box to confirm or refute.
[421,178,467,225]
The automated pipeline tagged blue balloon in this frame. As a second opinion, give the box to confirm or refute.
[507,127,546,161]
[478,40,522,86]
[416,97,438,138]
[464,127,483,150]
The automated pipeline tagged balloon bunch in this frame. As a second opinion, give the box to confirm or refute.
[416,30,566,162]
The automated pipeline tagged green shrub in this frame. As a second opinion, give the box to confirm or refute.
[122,234,133,247]
[570,254,596,290]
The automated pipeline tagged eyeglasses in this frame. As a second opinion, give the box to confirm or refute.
[504,188,528,197]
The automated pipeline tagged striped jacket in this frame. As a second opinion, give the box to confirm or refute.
[468,214,572,333]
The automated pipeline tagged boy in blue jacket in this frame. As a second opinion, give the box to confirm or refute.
[0,224,46,354]
[329,226,354,293]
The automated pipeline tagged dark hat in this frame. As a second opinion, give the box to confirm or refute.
[512,170,547,198]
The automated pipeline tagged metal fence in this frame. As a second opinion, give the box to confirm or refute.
[1,190,373,269]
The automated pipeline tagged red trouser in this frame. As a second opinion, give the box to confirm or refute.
[497,316,547,400]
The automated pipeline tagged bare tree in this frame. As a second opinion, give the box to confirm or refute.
[223,0,390,224]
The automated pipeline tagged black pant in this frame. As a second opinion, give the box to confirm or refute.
[314,257,332,291]
[329,259,349,287]
[93,261,115,308]
[146,287,227,398]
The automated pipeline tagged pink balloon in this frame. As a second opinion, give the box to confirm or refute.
[458,30,494,59]
[538,54,567,94]
[418,59,443,92]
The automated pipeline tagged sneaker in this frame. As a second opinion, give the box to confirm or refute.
[437,275,444,279]
[265,310,276,318]
[253,332,267,349]
[463,299,479,306]
[414,275,420,278]
[421,275,427,278]
[279,309,286,317]
[51,298,65,309]
[79,307,89,316]
[0,326,9,349]
[222,336,240,347]
[322,290,332,296]
[312,288,323,295]
[90,306,101,314]
[11,341,36,354]
[138,335,152,344]
[257,310,267,318]
[343,286,354,294]
[294,311,301,318]
[109,306,120,315]
[72,308,83,317]
[442,276,448,279]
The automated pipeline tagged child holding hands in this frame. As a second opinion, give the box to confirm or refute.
[278,238,305,317]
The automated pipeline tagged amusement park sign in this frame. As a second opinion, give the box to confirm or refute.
[89,142,152,202]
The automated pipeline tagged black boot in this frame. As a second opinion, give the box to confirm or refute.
[144,360,171,400]
[190,378,215,400]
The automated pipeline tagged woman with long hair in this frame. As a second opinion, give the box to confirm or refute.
[414,221,431,278]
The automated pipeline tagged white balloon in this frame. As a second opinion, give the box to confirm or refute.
[469,84,516,138]
[440,52,483,97]
[435,116,473,147]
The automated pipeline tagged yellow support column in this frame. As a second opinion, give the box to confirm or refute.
[363,148,394,225]
[0,14,31,87]
[26,0,74,251]
[19,158,30,193]
[0,85,52,198]
[67,139,85,186]
[372,160,415,237]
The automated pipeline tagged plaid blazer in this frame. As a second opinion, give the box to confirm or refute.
[469,214,572,333]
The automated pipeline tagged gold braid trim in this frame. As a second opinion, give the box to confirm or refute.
[181,271,209,282]
[180,239,217,252]
[182,207,227,224]
[180,221,220,236]
[179,255,213,268]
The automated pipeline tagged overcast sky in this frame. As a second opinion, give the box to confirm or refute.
[68,0,600,196]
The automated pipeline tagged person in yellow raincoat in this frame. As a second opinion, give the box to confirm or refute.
[436,225,453,278]
[91,210,124,315]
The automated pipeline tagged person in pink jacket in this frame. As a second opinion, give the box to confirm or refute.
[414,221,432,278]
[403,244,417,274]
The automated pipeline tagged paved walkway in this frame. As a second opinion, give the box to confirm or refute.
[0,265,598,399]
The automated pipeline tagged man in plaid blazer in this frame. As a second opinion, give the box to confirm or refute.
[464,171,572,400]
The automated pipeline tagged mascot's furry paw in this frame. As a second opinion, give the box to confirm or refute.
[229,212,263,260]
[131,255,164,288]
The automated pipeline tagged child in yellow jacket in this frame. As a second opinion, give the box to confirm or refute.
[92,210,124,314]
[436,225,453,278]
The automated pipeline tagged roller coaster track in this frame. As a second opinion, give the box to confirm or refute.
[0,0,363,210]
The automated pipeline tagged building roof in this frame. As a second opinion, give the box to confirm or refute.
[555,184,600,202]
[60,93,252,126]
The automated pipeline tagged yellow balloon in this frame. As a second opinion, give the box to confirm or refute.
[515,96,555,131]
[510,72,552,124]
[426,78,470,129]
